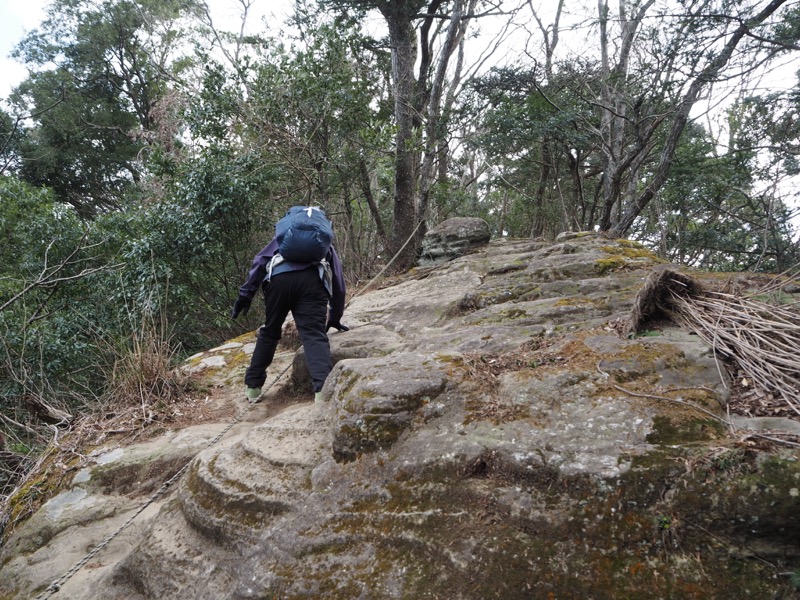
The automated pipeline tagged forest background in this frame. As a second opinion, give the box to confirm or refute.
[0,0,799,510]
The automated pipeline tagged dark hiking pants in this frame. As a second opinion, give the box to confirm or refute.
[244,266,331,393]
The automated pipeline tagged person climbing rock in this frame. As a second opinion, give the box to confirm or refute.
[231,206,348,403]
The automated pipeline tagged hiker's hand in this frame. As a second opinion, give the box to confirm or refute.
[231,296,252,319]
[326,321,349,333]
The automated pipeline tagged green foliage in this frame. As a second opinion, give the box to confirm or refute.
[770,3,800,48]
[121,147,277,349]
[184,6,393,279]
[0,109,22,175]
[0,176,110,407]
[465,62,602,237]
[0,170,224,441]
[635,108,800,272]
[791,570,800,590]
[0,177,69,282]
[136,10,390,341]
[7,0,196,215]
[464,54,799,271]
[460,1,800,243]
[242,11,389,203]
[10,67,142,215]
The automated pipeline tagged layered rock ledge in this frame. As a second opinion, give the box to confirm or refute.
[2,234,798,599]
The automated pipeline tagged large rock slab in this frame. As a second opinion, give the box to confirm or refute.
[419,217,491,266]
[178,403,329,546]
[2,235,798,600]
[290,324,404,392]
[324,353,450,462]
[0,422,237,599]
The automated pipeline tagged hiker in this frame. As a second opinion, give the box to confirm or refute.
[231,206,347,403]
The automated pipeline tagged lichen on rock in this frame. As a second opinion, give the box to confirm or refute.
[1,235,798,600]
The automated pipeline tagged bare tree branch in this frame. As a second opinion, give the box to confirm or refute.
[0,233,124,314]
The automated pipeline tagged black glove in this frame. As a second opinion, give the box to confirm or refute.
[231,295,252,319]
[326,321,349,333]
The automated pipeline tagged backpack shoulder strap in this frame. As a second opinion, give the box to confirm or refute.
[266,254,285,282]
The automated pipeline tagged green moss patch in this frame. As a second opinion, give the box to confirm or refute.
[595,256,628,274]
[595,241,665,274]
[280,457,798,599]
[646,415,727,445]
[1,446,81,545]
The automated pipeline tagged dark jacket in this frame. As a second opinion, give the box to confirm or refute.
[238,238,346,325]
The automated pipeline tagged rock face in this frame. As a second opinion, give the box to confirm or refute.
[2,234,799,599]
[418,216,490,266]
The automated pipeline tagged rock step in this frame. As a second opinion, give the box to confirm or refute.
[178,403,328,545]
[240,404,330,468]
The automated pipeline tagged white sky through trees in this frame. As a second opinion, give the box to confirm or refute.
[0,0,48,99]
[1,0,797,226]
[0,0,297,99]
[3,1,796,114]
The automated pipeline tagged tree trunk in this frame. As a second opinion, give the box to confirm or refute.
[597,0,657,231]
[358,157,389,251]
[568,149,586,229]
[417,0,475,230]
[382,8,420,270]
[610,0,790,237]
[530,145,551,238]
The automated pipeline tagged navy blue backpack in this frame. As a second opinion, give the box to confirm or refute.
[275,206,333,263]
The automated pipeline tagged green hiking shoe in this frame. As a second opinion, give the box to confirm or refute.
[314,391,322,403]
[245,387,262,403]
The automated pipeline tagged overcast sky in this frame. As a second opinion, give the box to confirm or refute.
[1,1,796,132]
[1,0,796,219]
[0,0,301,101]
[0,0,49,99]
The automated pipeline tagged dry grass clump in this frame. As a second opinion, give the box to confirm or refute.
[460,337,563,425]
[0,371,217,545]
[0,311,207,543]
[461,336,563,384]
[627,269,800,418]
[106,311,187,408]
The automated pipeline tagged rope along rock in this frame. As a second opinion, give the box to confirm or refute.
[35,361,292,600]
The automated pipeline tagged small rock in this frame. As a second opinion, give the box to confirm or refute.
[419,217,490,266]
